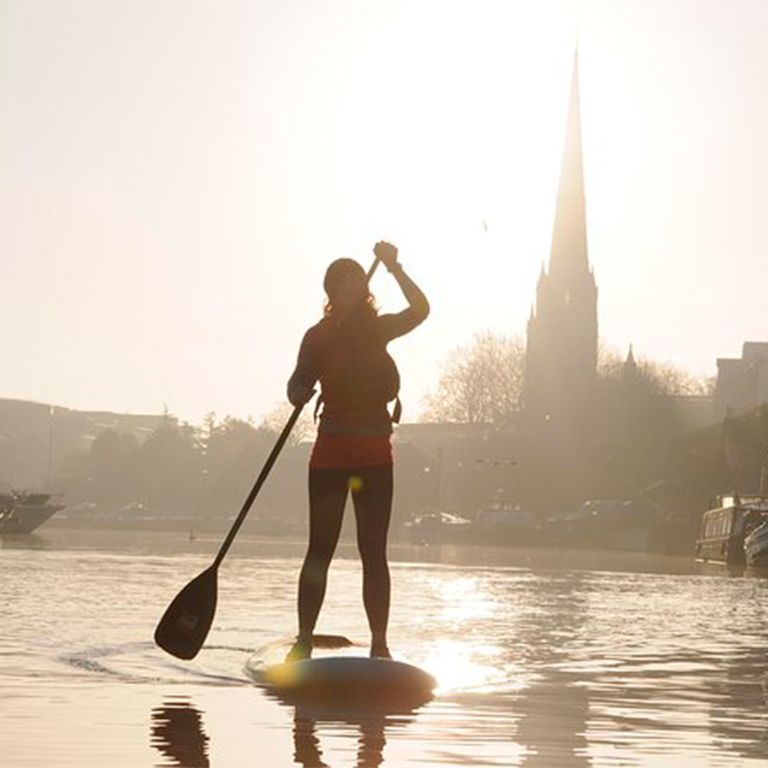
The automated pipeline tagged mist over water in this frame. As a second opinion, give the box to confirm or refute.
[1,530,767,767]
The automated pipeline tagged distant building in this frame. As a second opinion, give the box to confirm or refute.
[394,422,526,515]
[622,344,716,431]
[524,54,598,429]
[715,342,768,421]
[0,398,165,487]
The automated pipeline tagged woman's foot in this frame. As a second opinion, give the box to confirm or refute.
[285,635,312,662]
[370,641,392,659]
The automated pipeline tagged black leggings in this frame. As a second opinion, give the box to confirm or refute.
[297,464,393,641]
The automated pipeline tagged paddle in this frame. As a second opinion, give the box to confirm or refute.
[155,255,382,660]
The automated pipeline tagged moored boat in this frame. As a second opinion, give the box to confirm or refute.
[401,507,471,543]
[744,519,768,567]
[695,494,768,565]
[0,491,64,534]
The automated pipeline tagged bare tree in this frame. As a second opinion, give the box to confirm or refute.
[637,360,713,397]
[421,332,525,425]
[598,344,713,396]
[261,403,316,445]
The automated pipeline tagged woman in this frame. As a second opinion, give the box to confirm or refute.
[286,241,429,660]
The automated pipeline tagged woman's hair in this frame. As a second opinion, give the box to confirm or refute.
[323,258,378,318]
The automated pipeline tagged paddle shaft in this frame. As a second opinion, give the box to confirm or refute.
[211,255,382,570]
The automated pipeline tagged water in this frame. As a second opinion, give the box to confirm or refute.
[2,529,768,767]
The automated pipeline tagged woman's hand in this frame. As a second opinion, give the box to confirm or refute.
[288,381,316,407]
[374,241,399,272]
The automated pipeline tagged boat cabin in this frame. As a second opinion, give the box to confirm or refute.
[696,494,768,565]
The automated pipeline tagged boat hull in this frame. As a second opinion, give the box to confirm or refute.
[745,522,768,567]
[0,504,63,534]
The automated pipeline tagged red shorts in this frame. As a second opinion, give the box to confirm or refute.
[309,432,393,469]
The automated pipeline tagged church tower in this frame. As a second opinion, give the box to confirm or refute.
[525,54,598,428]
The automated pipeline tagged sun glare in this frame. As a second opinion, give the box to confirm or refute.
[424,638,515,694]
[433,576,497,622]
[323,4,576,340]
[412,574,524,694]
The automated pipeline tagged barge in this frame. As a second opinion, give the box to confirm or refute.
[696,494,768,566]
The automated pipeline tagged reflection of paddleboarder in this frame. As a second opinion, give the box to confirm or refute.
[294,710,388,768]
[286,241,429,661]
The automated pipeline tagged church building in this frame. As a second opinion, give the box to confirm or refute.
[524,55,598,430]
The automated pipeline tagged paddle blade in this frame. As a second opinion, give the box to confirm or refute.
[154,565,218,660]
[312,634,356,649]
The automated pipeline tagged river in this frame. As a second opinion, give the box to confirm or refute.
[2,528,767,767]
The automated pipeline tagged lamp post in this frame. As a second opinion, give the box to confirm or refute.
[46,406,55,487]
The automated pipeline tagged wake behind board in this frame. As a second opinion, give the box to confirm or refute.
[245,635,436,710]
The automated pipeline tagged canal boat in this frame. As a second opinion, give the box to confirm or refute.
[744,519,768,567]
[695,494,768,565]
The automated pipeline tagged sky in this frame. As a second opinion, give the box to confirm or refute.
[2,0,767,425]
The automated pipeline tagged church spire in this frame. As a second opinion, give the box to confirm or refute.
[524,50,598,428]
[549,51,589,281]
[623,344,638,384]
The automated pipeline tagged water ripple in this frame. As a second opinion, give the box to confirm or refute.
[3,541,768,766]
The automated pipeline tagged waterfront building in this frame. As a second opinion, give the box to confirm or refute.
[715,342,768,421]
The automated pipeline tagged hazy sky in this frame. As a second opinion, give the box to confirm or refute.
[2,0,767,425]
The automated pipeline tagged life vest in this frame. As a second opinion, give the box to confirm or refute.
[313,314,402,424]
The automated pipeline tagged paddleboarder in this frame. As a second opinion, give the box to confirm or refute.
[286,241,429,661]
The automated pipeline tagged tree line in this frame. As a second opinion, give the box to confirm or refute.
[421,330,713,425]
[56,410,311,520]
[50,332,748,539]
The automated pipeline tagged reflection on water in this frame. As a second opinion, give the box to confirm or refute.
[150,695,410,768]
[515,574,590,767]
[292,712,328,768]
[151,698,210,768]
[292,710,393,768]
[3,536,768,766]
[0,532,52,550]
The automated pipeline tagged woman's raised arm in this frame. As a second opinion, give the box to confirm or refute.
[374,242,430,342]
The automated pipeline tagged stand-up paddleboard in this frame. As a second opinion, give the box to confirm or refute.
[245,635,436,710]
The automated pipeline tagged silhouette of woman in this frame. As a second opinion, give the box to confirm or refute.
[286,241,429,660]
